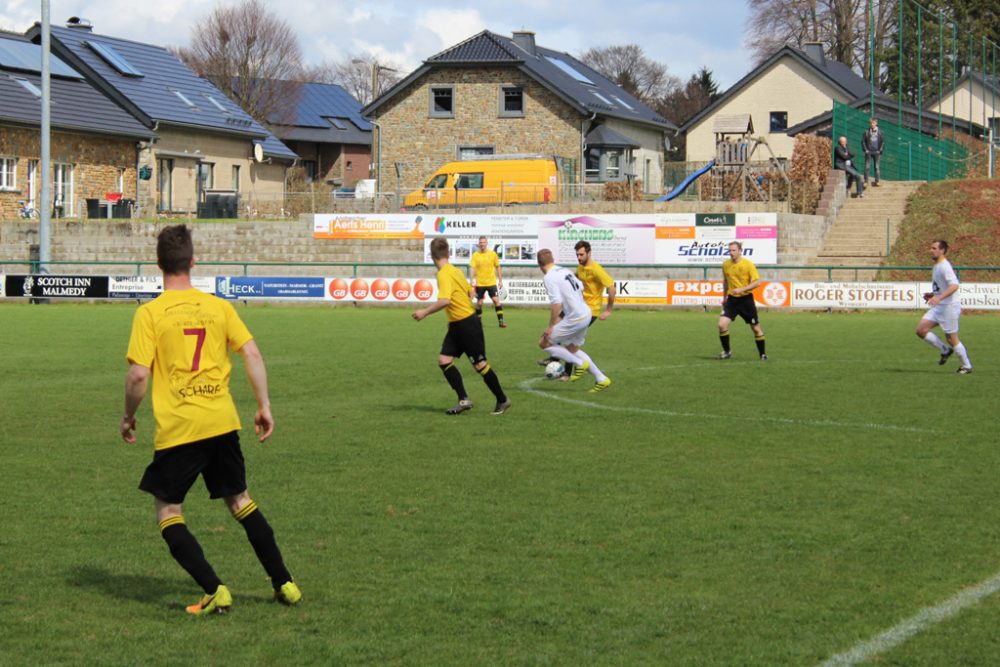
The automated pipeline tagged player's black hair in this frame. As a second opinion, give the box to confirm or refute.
[157,225,194,275]
[574,240,591,252]
[934,239,949,252]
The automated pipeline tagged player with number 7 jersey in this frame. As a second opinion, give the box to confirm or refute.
[127,290,252,450]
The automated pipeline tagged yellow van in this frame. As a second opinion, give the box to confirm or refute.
[403,157,560,209]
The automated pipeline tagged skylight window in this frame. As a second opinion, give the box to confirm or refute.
[14,77,41,98]
[204,95,229,114]
[544,56,595,85]
[171,89,197,108]
[87,41,143,77]
[591,90,614,106]
[327,117,348,130]
[612,95,634,110]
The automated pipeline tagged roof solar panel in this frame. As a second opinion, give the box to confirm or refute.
[0,39,82,79]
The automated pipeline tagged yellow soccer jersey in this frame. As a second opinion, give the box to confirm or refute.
[576,261,614,316]
[469,250,500,287]
[126,288,253,450]
[722,258,760,295]
[437,263,476,322]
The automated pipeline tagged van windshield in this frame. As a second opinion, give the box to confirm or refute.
[425,174,448,189]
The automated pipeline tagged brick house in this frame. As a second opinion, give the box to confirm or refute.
[0,31,152,220]
[362,30,676,195]
[261,81,371,188]
[27,19,297,217]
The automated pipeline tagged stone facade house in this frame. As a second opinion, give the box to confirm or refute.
[0,31,151,220]
[27,19,297,217]
[362,30,676,195]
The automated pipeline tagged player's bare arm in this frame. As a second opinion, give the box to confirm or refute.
[413,298,450,321]
[601,284,616,320]
[121,362,150,443]
[238,340,274,442]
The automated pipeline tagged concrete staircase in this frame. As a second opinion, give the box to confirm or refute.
[803,180,924,281]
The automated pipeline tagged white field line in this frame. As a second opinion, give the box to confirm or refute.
[819,570,1000,666]
[519,377,936,434]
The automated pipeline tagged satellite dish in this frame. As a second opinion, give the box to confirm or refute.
[253,143,264,163]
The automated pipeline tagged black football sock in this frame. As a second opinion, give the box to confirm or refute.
[755,335,766,357]
[159,516,223,594]
[475,307,483,318]
[477,363,507,402]
[720,330,731,353]
[234,500,292,589]
[440,362,468,400]
[496,306,504,325]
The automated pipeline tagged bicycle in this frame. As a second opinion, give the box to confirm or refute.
[17,200,38,219]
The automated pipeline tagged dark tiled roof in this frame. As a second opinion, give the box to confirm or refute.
[261,81,371,146]
[32,25,297,160]
[0,33,151,138]
[680,46,879,133]
[365,30,676,131]
[784,95,981,137]
[586,124,640,147]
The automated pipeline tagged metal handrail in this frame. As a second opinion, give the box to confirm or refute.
[2,260,999,282]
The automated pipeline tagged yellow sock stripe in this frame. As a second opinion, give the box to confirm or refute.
[755,335,765,341]
[720,331,730,337]
[441,362,454,371]
[158,516,185,532]
[233,500,258,522]
[478,363,491,376]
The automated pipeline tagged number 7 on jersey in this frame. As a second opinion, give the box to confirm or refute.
[184,327,206,371]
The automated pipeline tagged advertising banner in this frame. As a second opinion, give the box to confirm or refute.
[953,282,1000,309]
[613,280,668,306]
[215,276,327,300]
[313,214,424,240]
[3,274,109,298]
[665,280,791,307]
[790,282,921,309]
[316,212,779,266]
[109,275,164,299]
[502,278,549,305]
[324,277,438,302]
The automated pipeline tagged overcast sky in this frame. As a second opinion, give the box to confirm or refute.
[2,0,755,89]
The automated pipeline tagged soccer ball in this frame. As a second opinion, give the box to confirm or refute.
[545,361,565,379]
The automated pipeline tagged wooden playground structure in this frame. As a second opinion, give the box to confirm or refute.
[707,114,790,201]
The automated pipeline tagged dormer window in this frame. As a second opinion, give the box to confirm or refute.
[171,89,197,109]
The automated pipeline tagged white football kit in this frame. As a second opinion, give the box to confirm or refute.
[543,266,591,346]
[924,257,961,333]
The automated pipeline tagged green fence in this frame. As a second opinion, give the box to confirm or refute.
[832,100,967,182]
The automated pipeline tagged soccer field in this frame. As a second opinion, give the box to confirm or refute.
[3,303,1000,666]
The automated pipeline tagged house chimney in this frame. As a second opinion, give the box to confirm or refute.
[66,16,93,31]
[803,42,825,66]
[512,30,537,57]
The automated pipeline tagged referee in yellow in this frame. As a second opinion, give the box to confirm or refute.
[717,241,767,360]
[120,224,300,615]
[469,236,506,328]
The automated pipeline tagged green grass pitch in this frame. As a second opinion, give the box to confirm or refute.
[2,303,1000,665]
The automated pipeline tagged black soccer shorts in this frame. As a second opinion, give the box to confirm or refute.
[139,431,247,504]
[722,294,759,325]
[440,314,488,364]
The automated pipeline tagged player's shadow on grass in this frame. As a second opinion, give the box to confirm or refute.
[67,565,278,610]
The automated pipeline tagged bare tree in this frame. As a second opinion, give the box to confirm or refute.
[311,53,403,105]
[176,0,304,124]
[579,44,678,103]
[745,0,896,72]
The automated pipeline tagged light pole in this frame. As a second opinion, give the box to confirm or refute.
[353,60,398,196]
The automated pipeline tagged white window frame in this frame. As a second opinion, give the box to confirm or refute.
[116,168,125,193]
[0,157,16,190]
[232,165,241,190]
[53,162,73,212]
[27,159,38,205]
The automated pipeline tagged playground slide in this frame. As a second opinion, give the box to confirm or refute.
[656,160,715,202]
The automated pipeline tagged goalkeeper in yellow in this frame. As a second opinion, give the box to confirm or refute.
[469,236,506,328]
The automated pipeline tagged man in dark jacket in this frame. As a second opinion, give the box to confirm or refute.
[862,117,884,186]
[834,136,864,197]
